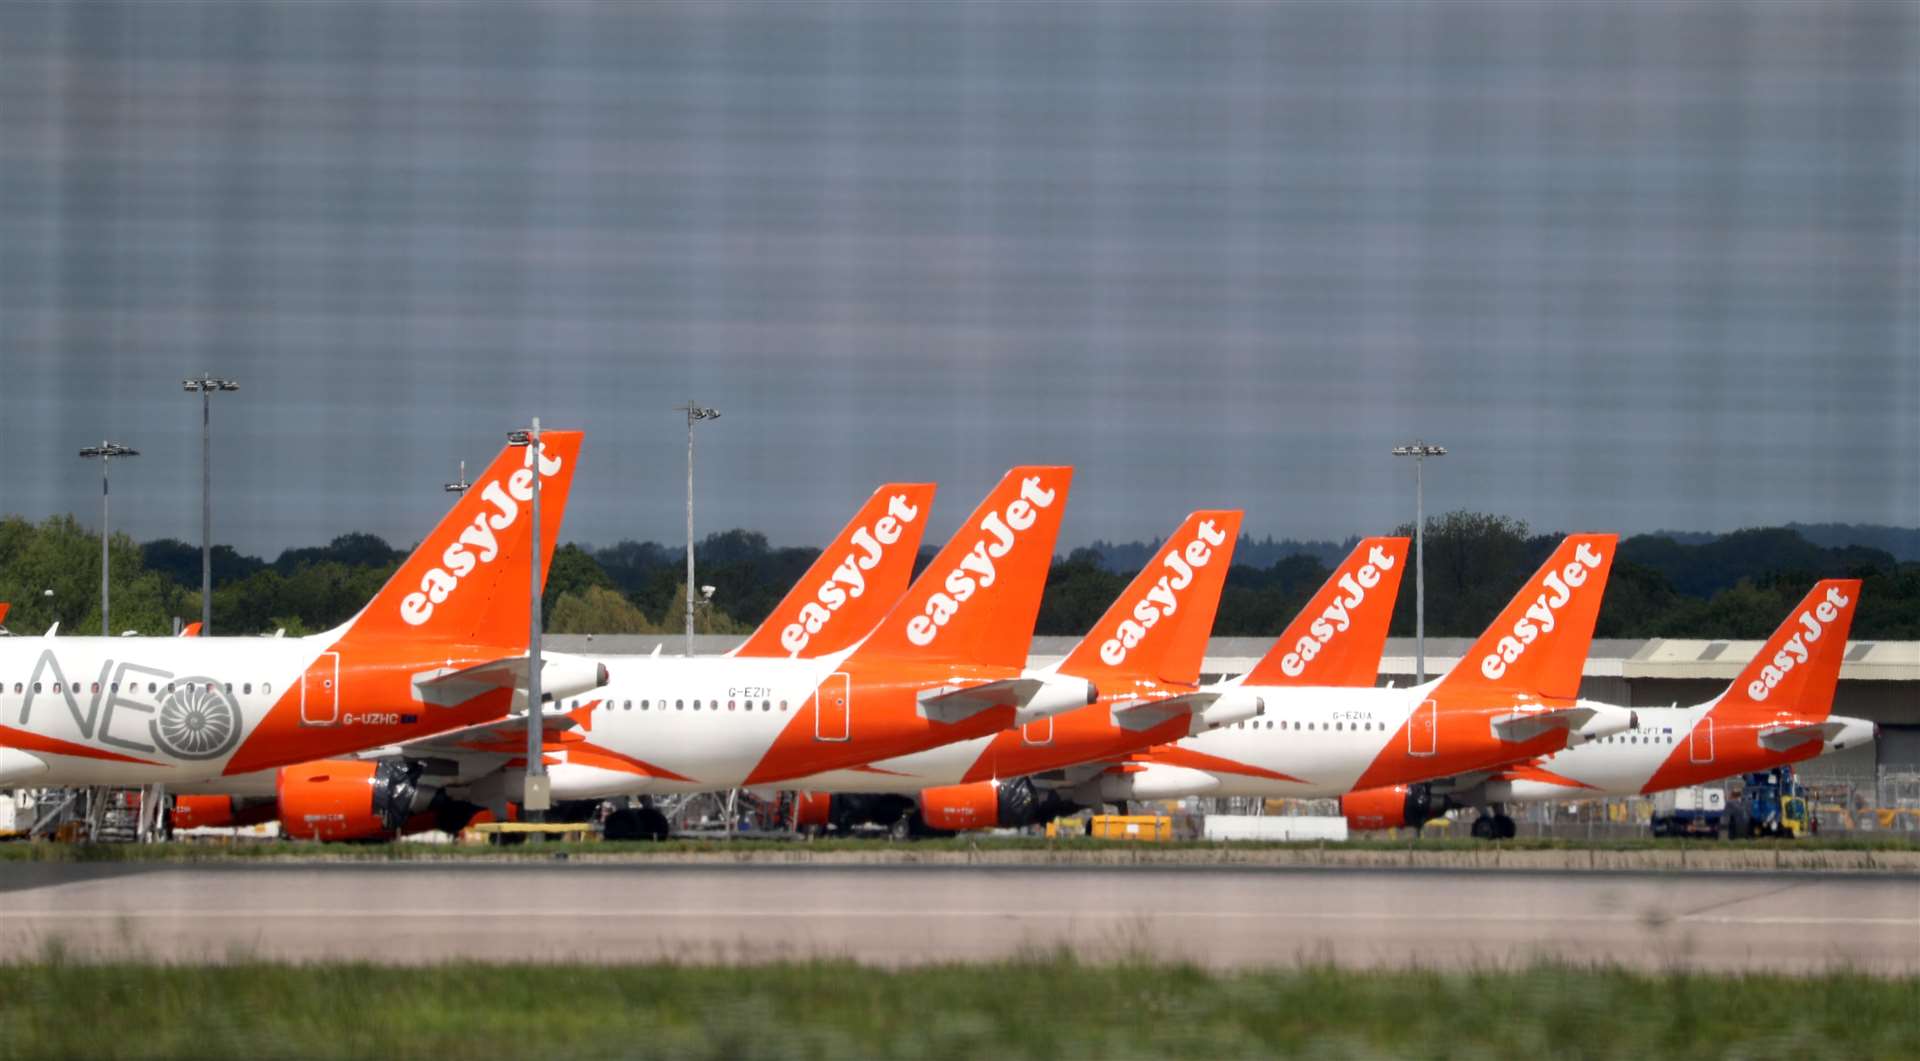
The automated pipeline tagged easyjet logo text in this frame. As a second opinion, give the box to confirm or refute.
[780,493,923,656]
[400,443,565,626]
[905,476,1058,647]
[1480,542,1607,681]
[1747,585,1851,702]
[1280,543,1398,678]
[1098,519,1228,667]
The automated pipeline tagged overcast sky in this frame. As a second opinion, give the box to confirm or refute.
[2,1,1914,558]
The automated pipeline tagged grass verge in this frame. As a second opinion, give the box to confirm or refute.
[0,955,1913,1059]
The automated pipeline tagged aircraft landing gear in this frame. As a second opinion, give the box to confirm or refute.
[1470,810,1517,840]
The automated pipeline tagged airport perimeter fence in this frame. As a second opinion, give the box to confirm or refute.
[1205,768,1920,840]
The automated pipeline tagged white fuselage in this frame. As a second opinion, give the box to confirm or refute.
[545,653,843,799]
[1149,681,1431,798]
[0,634,327,786]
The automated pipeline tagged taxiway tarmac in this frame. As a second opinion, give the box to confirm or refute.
[3,863,1914,971]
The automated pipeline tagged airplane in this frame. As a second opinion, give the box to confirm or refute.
[775,510,1254,837]
[171,480,938,839]
[1340,579,1877,837]
[1090,535,1638,823]
[180,468,1096,841]
[0,430,602,791]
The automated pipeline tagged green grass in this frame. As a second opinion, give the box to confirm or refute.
[0,956,1912,1059]
[3,833,1917,862]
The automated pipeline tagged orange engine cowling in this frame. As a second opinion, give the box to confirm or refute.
[792,791,833,830]
[171,794,277,830]
[920,781,1002,832]
[276,759,419,841]
[1340,785,1411,830]
[1340,784,1448,831]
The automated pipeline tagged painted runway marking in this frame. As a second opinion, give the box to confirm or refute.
[11,909,1914,927]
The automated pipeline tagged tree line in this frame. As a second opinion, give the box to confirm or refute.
[0,513,1913,641]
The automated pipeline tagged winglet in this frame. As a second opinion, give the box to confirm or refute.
[1058,510,1242,684]
[338,430,583,647]
[1242,536,1408,687]
[1432,534,1616,702]
[731,483,938,659]
[854,466,1073,669]
[1712,579,1860,724]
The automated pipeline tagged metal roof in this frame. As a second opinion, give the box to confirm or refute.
[541,634,1920,682]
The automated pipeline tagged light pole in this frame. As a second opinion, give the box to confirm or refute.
[507,424,550,830]
[78,442,139,636]
[673,401,720,657]
[1391,441,1447,684]
[182,375,238,634]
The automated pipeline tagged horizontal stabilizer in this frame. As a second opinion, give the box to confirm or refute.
[412,654,609,708]
[917,674,1096,726]
[1490,704,1636,744]
[1757,720,1847,752]
[1111,690,1263,734]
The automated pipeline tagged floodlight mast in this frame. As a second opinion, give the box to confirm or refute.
[444,460,470,495]
[78,442,139,636]
[507,423,549,832]
[674,401,721,657]
[182,375,238,634]
[1391,442,1447,683]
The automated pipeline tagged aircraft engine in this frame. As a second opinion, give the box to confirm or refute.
[275,758,428,841]
[1339,783,1450,831]
[170,794,277,830]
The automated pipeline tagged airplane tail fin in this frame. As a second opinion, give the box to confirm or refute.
[336,430,583,648]
[731,483,939,659]
[1431,534,1617,703]
[1058,510,1242,686]
[1241,536,1408,687]
[853,466,1073,670]
[1711,579,1860,723]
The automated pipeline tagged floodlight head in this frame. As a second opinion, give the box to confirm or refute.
[79,442,138,459]
[507,430,533,445]
[1392,441,1447,458]
[700,585,716,601]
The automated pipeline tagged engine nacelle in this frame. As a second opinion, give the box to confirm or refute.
[170,795,279,830]
[1190,692,1265,735]
[792,791,833,830]
[276,759,425,841]
[1340,783,1448,831]
[920,781,1002,831]
[918,777,1064,832]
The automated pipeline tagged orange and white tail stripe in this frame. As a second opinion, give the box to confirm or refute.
[339,431,583,647]
[1430,534,1616,703]
[1711,579,1860,726]
[855,466,1073,669]
[732,483,937,659]
[1058,510,1242,685]
[1242,536,1408,687]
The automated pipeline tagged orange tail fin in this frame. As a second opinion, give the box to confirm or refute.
[1431,533,1617,702]
[854,466,1073,669]
[1242,536,1408,687]
[1712,579,1860,723]
[731,483,939,659]
[338,430,583,647]
[1058,510,1242,685]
